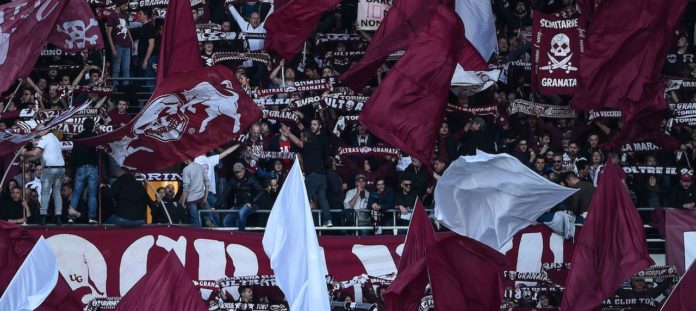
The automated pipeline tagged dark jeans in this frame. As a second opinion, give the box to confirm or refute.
[223,204,257,231]
[106,215,145,227]
[305,173,331,224]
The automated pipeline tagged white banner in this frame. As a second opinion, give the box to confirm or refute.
[357,0,392,30]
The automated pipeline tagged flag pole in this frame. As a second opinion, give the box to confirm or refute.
[142,179,173,224]
[0,148,23,190]
[21,158,26,224]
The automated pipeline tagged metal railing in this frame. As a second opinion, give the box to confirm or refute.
[199,208,423,235]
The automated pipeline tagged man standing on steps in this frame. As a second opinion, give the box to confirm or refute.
[280,120,333,226]
[69,118,99,224]
[194,143,240,227]
[180,159,209,227]
[20,128,65,225]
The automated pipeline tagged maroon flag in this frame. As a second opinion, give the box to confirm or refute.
[339,0,441,91]
[570,0,687,148]
[561,162,654,311]
[665,209,696,274]
[661,261,696,310]
[263,0,342,61]
[47,0,104,53]
[382,199,435,311]
[0,0,103,92]
[531,11,582,95]
[79,65,262,171]
[115,252,207,311]
[157,0,202,85]
[359,4,465,166]
[426,235,506,311]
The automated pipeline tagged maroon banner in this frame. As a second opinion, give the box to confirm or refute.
[532,11,582,94]
[19,225,575,308]
[665,209,696,274]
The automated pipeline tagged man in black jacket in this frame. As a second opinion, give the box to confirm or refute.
[104,167,157,227]
[217,162,264,230]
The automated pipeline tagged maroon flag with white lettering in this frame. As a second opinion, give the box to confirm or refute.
[0,0,103,92]
[78,65,262,171]
[531,11,582,94]
[47,0,104,53]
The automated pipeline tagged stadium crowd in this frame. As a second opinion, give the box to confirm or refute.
[0,0,695,235]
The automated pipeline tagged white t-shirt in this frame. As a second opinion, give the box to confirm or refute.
[194,154,220,194]
[36,133,64,166]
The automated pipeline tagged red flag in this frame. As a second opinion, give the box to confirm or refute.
[47,0,104,53]
[0,0,103,92]
[570,0,686,148]
[157,0,202,85]
[382,199,435,311]
[561,162,654,311]
[661,261,696,310]
[78,65,262,171]
[426,235,506,311]
[115,252,207,311]
[358,4,466,166]
[263,0,342,61]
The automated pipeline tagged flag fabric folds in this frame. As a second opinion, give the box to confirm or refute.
[338,0,440,91]
[0,221,81,311]
[0,0,103,91]
[339,0,492,91]
[570,0,687,148]
[455,0,497,63]
[156,0,202,84]
[426,235,506,311]
[661,261,696,311]
[434,150,577,250]
[262,158,331,311]
[115,252,207,311]
[263,0,342,61]
[561,162,654,311]
[358,4,468,166]
[0,237,60,310]
[382,199,435,311]
[78,65,262,171]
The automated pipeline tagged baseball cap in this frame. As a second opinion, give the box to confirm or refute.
[355,174,367,181]
[233,162,245,172]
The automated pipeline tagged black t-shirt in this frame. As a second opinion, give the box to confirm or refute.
[0,199,24,221]
[72,130,98,166]
[138,21,158,59]
[300,134,330,175]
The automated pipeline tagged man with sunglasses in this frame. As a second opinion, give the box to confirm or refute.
[394,178,417,227]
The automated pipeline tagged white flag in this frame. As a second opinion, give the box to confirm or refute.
[434,151,577,251]
[262,159,331,311]
[0,236,60,310]
[456,0,497,62]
